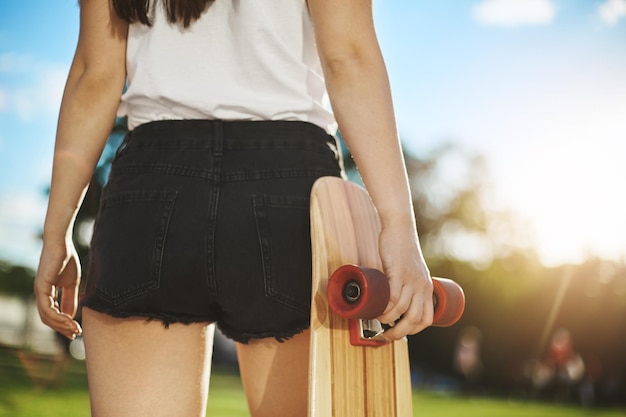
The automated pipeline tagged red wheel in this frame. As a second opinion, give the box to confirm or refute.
[432,278,465,327]
[327,265,390,319]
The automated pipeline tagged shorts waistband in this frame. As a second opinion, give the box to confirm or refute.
[125,119,335,152]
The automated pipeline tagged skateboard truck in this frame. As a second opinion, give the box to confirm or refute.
[353,317,410,344]
[327,264,465,347]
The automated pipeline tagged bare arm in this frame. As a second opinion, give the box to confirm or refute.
[308,0,433,339]
[35,0,128,339]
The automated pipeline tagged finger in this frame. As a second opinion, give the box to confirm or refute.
[38,307,81,339]
[38,311,77,338]
[36,294,68,325]
[384,292,434,341]
[34,278,60,318]
[377,284,412,325]
[382,297,423,341]
[34,282,79,338]
[59,259,82,337]
[59,286,82,337]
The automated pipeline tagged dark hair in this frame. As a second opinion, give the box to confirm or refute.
[112,0,213,28]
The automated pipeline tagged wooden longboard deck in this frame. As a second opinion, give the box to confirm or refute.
[308,177,413,417]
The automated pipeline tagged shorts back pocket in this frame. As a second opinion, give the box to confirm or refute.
[89,190,178,306]
[252,194,312,314]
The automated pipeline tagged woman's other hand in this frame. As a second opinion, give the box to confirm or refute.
[34,239,83,340]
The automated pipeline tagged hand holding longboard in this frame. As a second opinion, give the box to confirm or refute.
[327,264,465,346]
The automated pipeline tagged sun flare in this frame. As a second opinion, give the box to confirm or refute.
[506,140,626,265]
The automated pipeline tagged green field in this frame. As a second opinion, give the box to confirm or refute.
[1,349,624,417]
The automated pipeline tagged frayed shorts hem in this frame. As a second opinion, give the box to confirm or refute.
[81,302,216,328]
[81,303,310,344]
[218,321,310,344]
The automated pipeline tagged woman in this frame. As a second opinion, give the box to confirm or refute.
[34,0,433,416]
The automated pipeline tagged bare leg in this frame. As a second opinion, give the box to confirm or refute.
[82,307,214,417]
[236,330,310,417]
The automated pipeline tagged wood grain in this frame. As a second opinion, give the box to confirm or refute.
[308,177,413,417]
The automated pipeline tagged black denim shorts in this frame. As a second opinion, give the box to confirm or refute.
[82,120,343,343]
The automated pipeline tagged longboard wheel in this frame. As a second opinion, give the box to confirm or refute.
[432,278,465,327]
[327,265,390,319]
[328,265,465,327]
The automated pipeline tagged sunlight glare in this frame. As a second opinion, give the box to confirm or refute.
[507,140,626,266]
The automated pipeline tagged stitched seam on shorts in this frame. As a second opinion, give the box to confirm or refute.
[223,168,339,182]
[205,124,223,294]
[113,164,216,180]
[122,143,214,152]
[222,141,333,153]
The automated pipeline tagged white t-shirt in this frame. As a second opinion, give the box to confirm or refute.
[118,0,337,133]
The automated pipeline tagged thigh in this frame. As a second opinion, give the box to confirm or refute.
[236,330,310,417]
[82,308,214,417]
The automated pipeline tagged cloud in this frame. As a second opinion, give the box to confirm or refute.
[0,191,47,268]
[598,0,626,26]
[473,0,556,28]
[0,53,68,121]
[0,89,6,111]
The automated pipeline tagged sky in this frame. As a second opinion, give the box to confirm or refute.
[0,0,625,269]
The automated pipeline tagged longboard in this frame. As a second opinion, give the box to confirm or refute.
[308,176,465,417]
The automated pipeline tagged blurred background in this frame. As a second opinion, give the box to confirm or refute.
[1,0,625,415]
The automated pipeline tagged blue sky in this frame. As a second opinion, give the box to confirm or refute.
[1,0,625,268]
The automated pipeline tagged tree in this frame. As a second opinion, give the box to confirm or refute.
[0,260,35,296]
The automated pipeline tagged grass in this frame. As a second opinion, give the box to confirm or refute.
[1,347,624,417]
[411,392,626,417]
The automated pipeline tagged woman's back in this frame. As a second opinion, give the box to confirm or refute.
[120,0,336,132]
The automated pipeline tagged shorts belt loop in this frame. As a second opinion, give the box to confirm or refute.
[212,120,223,156]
